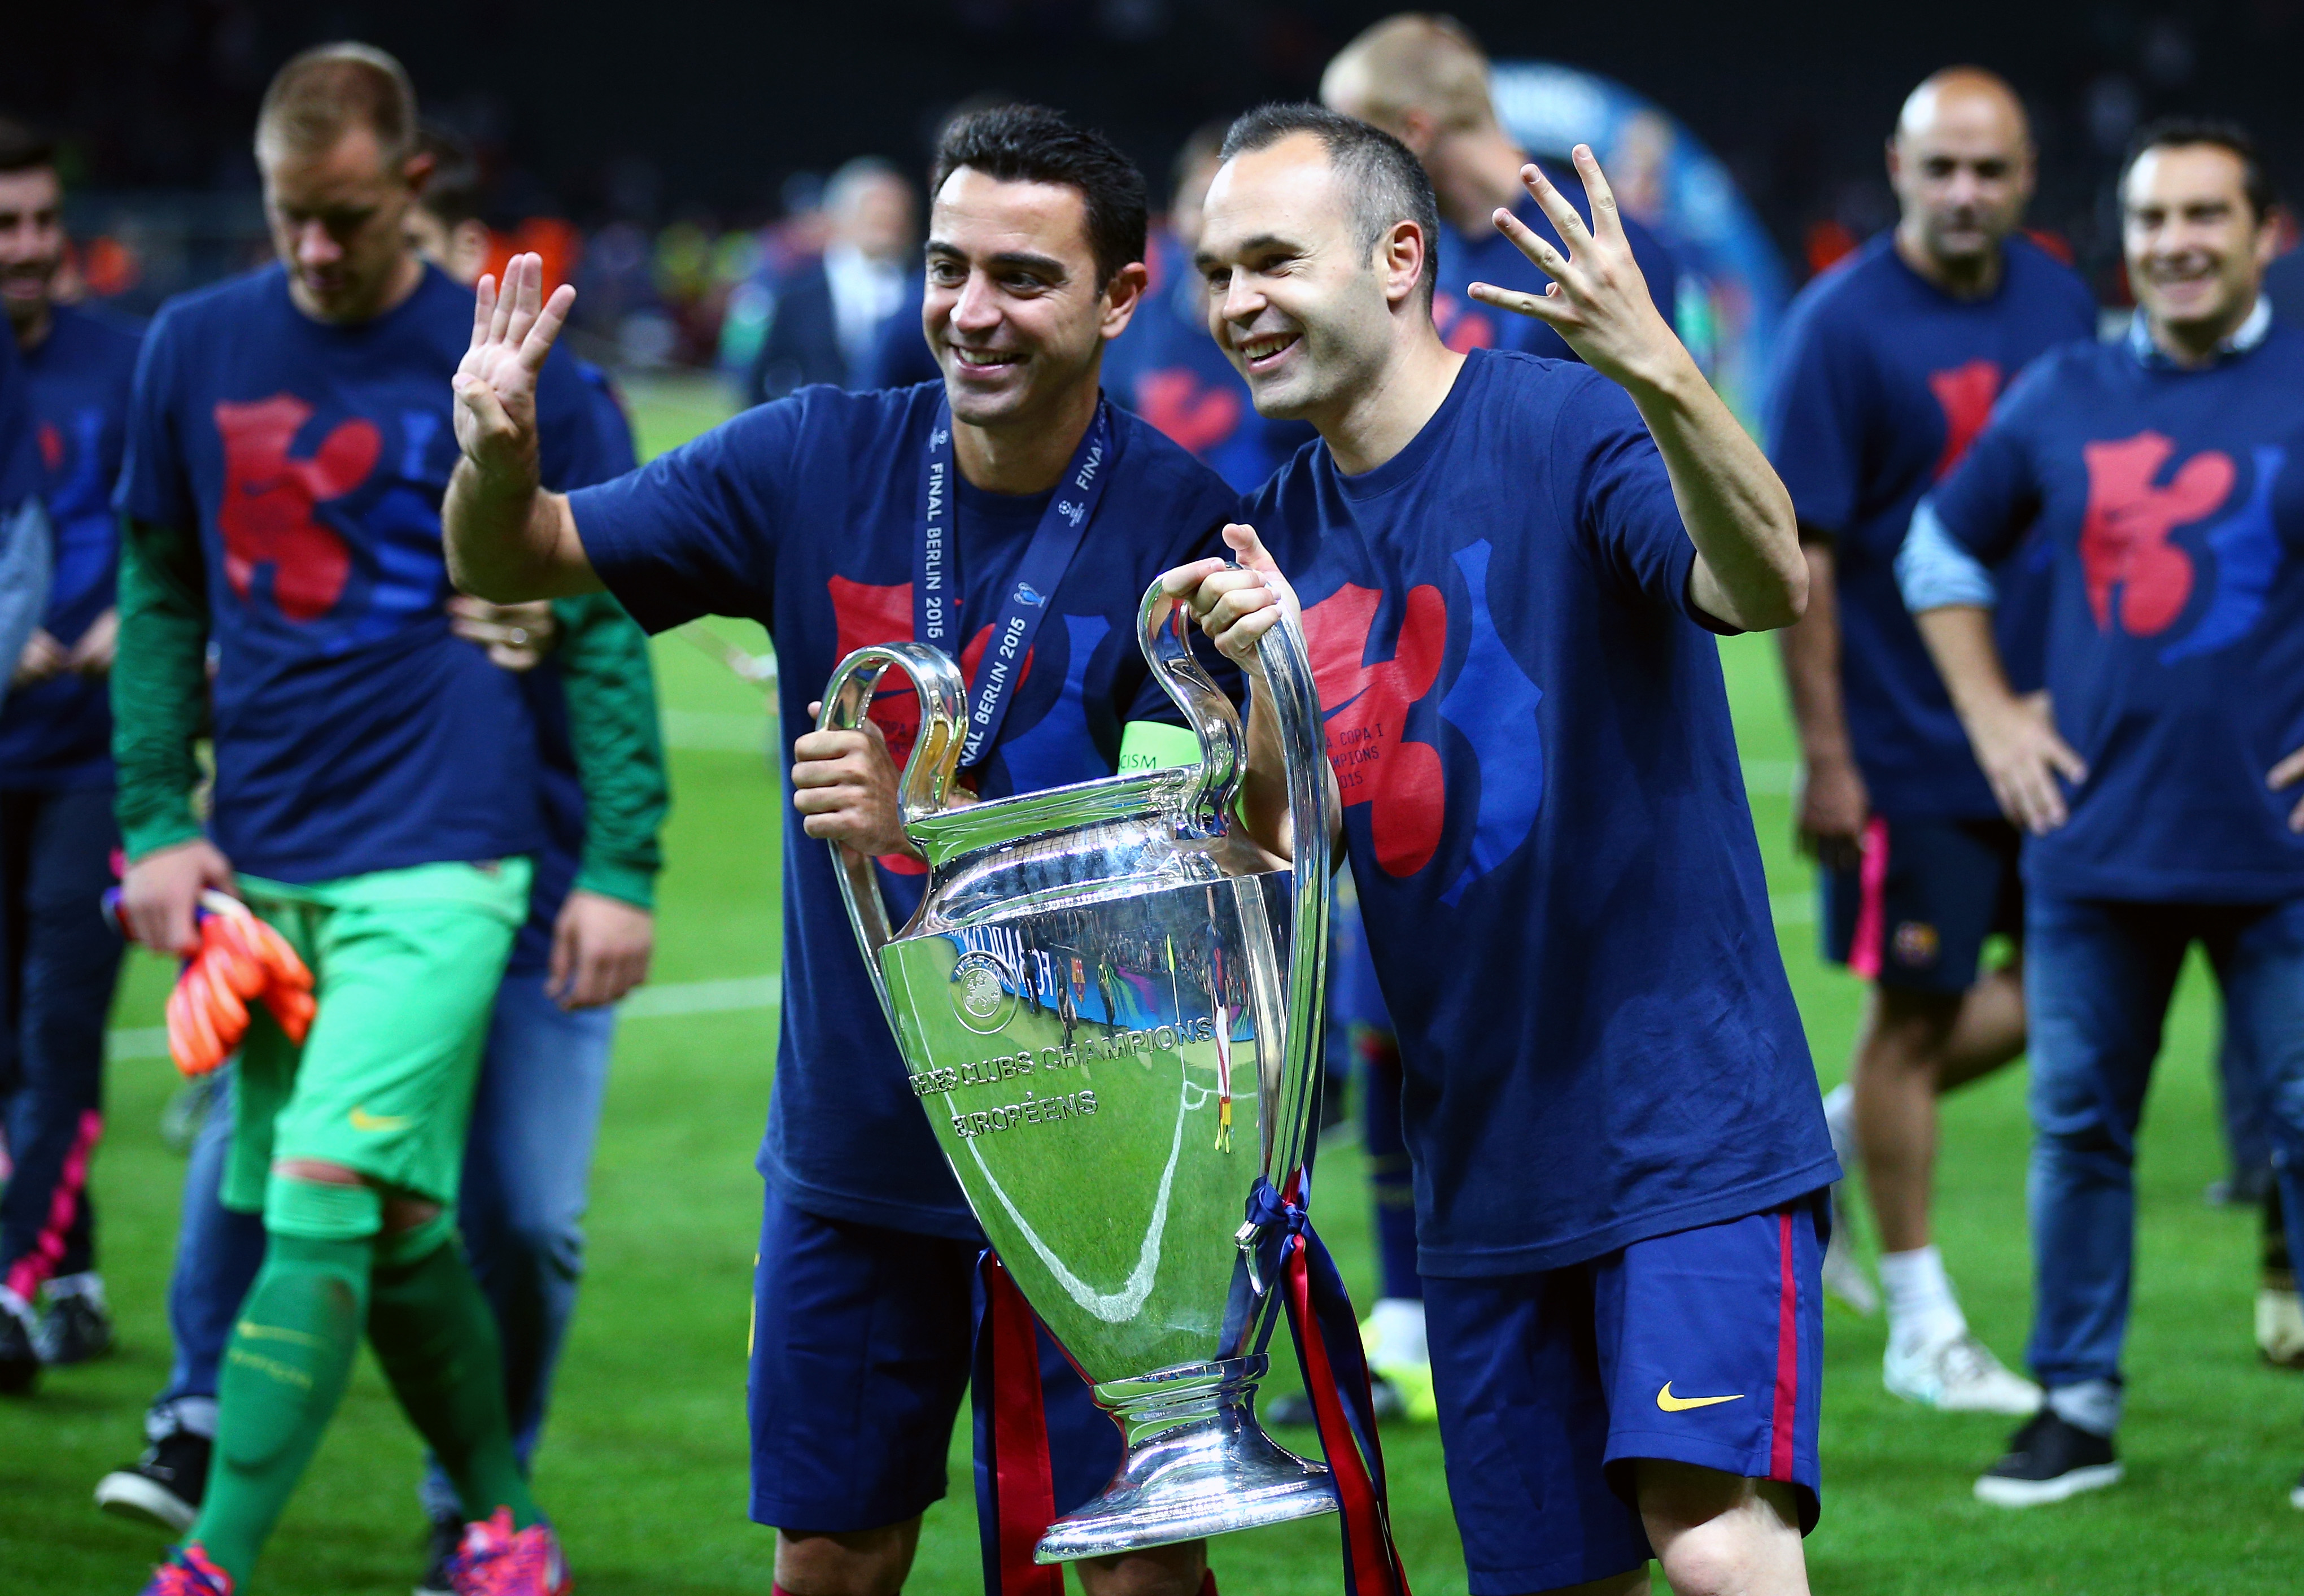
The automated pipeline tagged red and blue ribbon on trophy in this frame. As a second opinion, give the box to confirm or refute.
[968,1170,1413,1595]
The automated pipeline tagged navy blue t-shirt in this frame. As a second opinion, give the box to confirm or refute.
[1251,348,1835,1275]
[117,263,613,882]
[1103,231,1317,494]
[570,382,1241,1236]
[1927,317,2304,903]
[1434,191,1681,364]
[507,361,644,978]
[1767,234,2097,818]
[0,305,143,790]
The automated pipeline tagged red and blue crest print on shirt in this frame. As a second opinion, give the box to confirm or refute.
[2079,431,2284,662]
[1928,359,2000,481]
[213,394,453,645]
[1303,539,1545,906]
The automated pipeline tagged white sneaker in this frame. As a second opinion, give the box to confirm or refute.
[2258,1287,2304,1368]
[1884,1332,2043,1414]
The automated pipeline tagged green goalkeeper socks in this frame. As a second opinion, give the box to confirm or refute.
[191,1231,371,1584]
[368,1222,542,1530]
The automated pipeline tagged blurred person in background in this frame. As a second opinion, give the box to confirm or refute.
[1900,117,2304,1509]
[94,115,667,1596]
[1763,68,2094,1413]
[1103,120,1316,492]
[746,156,915,405]
[1321,12,1682,360]
[0,113,143,1394]
[106,44,632,1593]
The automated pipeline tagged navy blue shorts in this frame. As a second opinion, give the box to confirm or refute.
[746,1185,1121,1532]
[1823,815,2022,993]
[1424,1197,1826,1593]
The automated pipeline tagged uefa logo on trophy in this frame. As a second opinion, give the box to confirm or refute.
[817,578,1340,1563]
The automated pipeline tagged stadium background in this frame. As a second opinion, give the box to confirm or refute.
[3,2,2301,1590]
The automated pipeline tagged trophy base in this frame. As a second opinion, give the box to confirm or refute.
[1033,1358,1337,1563]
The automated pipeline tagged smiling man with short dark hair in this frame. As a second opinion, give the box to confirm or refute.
[445,103,1240,1596]
[1168,102,1832,1596]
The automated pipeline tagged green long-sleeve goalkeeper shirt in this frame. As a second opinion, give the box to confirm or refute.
[113,517,668,902]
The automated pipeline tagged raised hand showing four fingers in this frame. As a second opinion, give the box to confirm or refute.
[452,252,578,496]
[1467,145,1682,393]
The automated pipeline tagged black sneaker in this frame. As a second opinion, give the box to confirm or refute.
[416,1511,464,1596]
[1974,1410,2123,1506]
[0,1293,37,1395]
[94,1427,211,1532]
[38,1283,115,1365]
[1262,1372,1407,1428]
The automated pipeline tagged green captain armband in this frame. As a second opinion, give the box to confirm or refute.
[1115,720,1203,773]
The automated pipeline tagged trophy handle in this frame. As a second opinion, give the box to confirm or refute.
[1135,582,1247,839]
[1253,598,1331,1192]
[1136,576,1330,1187]
[815,642,970,1027]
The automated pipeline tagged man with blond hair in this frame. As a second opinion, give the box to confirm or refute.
[1322,12,1682,361]
[114,43,619,1594]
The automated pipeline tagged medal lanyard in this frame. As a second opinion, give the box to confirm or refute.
[914,396,1114,768]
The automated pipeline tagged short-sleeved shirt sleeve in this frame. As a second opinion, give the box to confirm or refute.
[569,394,805,631]
[1928,360,2054,565]
[116,306,190,528]
[1555,370,1713,628]
[1762,298,1862,535]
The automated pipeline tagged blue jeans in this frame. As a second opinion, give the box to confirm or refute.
[2025,892,2304,1397]
[0,787,125,1300]
[156,971,617,1507]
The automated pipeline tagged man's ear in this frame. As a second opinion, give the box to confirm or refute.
[1378,220,1427,310]
[1100,259,1151,341]
[402,149,437,198]
[2254,211,2283,271]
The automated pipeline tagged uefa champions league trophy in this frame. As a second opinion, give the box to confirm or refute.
[818,578,1338,1562]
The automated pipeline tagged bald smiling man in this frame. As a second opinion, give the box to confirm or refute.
[1762,68,2097,1412]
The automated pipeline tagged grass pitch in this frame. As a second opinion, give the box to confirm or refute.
[3,375,2298,1592]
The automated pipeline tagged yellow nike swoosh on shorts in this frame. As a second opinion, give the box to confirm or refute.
[348,1107,412,1133]
[1657,1382,1744,1412]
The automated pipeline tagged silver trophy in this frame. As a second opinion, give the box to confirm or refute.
[818,578,1337,1562]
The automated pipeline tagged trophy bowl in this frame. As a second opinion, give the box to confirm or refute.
[818,579,1338,1561]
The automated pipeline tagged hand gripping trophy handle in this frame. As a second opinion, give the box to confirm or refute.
[816,573,1341,1559]
[813,639,970,1022]
[815,583,1332,1110]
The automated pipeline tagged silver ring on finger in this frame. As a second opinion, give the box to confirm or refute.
[508,627,529,646]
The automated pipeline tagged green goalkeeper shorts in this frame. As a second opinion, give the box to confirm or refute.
[223,858,534,1222]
